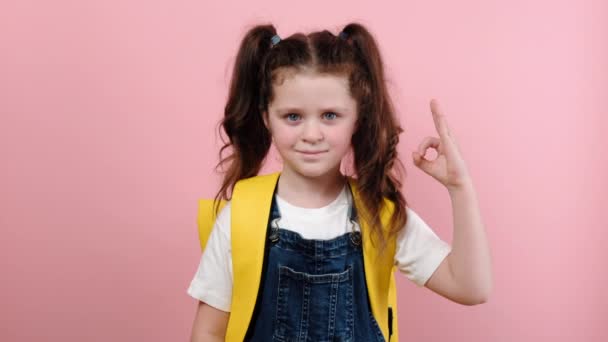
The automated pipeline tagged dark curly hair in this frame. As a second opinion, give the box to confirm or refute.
[212,22,409,254]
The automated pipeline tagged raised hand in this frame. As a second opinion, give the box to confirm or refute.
[412,99,472,191]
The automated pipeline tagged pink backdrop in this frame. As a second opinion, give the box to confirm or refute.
[1,0,606,341]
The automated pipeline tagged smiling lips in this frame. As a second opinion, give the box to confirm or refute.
[298,150,326,154]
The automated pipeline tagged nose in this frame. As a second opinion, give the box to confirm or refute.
[302,120,324,143]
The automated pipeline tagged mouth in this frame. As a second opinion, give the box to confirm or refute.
[297,150,327,155]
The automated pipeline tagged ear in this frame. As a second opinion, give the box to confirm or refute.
[263,111,271,132]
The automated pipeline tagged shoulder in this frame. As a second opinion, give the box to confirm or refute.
[234,172,280,189]
[394,205,452,286]
[213,200,232,240]
[404,205,424,228]
[395,205,445,246]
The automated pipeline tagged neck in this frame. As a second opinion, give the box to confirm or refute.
[277,167,347,208]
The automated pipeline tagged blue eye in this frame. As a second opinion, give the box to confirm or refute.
[324,112,338,120]
[284,112,338,122]
[286,113,300,121]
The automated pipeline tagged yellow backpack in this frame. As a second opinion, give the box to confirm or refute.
[196,171,400,341]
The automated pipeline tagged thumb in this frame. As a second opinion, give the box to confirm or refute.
[412,151,431,172]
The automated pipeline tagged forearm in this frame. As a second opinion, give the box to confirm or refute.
[191,333,223,342]
[447,180,493,302]
[190,301,228,342]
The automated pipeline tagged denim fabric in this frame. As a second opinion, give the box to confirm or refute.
[246,186,385,342]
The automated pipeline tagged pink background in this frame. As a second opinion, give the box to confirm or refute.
[1,0,606,341]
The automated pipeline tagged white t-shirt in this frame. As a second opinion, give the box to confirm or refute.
[187,185,452,312]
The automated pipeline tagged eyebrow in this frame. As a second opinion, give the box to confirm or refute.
[273,106,350,113]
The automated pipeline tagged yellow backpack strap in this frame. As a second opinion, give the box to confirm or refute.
[348,177,398,342]
[225,172,280,342]
[388,267,399,341]
[196,199,227,252]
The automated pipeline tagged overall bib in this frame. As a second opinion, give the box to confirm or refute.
[245,184,386,342]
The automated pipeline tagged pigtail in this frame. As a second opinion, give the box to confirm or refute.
[341,23,408,254]
[212,24,278,216]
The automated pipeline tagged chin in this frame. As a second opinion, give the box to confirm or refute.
[287,163,338,178]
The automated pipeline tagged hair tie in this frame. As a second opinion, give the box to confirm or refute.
[338,31,348,40]
[270,34,281,46]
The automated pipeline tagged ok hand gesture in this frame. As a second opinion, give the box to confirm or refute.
[412,99,472,191]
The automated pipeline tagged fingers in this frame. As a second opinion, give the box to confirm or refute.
[430,99,451,139]
[417,136,441,157]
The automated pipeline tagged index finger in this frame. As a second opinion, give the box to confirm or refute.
[430,98,450,138]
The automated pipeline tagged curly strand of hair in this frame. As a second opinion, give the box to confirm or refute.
[212,24,277,217]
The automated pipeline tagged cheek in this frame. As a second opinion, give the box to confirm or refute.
[271,122,356,150]
[328,126,354,148]
[329,139,352,154]
[271,130,296,148]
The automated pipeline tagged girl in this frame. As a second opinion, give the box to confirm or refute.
[188,22,492,342]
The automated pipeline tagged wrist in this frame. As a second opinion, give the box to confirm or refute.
[447,178,475,196]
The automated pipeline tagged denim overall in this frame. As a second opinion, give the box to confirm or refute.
[245,183,386,342]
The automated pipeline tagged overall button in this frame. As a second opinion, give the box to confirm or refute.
[269,218,280,243]
[350,231,361,246]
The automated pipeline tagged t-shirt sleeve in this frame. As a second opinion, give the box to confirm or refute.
[394,206,452,287]
[186,202,233,312]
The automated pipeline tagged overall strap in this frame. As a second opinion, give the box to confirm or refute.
[225,172,280,342]
[347,177,398,342]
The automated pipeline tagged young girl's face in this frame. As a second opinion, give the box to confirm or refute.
[264,70,358,179]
